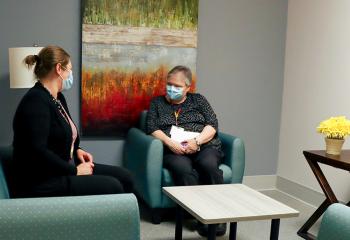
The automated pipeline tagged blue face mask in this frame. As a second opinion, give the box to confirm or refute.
[166,84,183,101]
[63,71,74,91]
[59,69,74,91]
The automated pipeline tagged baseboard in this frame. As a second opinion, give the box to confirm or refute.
[243,175,325,207]
[276,176,324,207]
[243,175,277,190]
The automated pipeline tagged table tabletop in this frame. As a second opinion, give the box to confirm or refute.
[163,184,299,224]
[303,150,350,170]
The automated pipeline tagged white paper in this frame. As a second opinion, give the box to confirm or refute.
[170,125,200,143]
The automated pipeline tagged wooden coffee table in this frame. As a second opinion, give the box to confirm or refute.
[163,184,299,240]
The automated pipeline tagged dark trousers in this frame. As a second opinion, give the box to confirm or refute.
[24,164,134,197]
[163,147,224,186]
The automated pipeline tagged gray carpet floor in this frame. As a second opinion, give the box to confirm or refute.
[139,189,321,240]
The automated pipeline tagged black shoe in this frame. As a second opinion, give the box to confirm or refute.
[197,222,227,237]
[216,223,227,236]
[196,222,207,237]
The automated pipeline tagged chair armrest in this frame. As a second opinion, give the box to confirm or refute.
[0,145,13,199]
[123,128,164,208]
[0,194,140,240]
[0,145,13,162]
[218,132,245,183]
[317,203,350,240]
[0,157,9,199]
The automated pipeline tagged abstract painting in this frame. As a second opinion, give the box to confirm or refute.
[81,0,198,137]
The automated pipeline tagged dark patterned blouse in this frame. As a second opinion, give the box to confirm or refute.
[146,93,222,152]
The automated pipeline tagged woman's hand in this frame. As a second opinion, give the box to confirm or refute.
[151,130,187,155]
[183,139,198,154]
[77,149,94,165]
[165,139,186,155]
[76,162,93,176]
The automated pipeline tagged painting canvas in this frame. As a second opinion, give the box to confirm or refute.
[81,0,199,137]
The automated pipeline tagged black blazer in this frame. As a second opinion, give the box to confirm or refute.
[12,82,79,189]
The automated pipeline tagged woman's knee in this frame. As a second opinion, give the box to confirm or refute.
[119,171,135,193]
[100,176,125,194]
[164,158,193,174]
[68,175,125,196]
[108,167,134,193]
[196,158,219,173]
[93,165,134,193]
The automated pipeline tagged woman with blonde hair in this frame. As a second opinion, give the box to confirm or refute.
[12,45,133,197]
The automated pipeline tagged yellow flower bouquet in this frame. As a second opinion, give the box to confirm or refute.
[317,116,350,139]
[317,116,350,155]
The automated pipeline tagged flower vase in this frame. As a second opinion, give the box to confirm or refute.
[325,138,345,155]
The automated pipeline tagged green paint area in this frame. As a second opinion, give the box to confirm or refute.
[82,0,198,30]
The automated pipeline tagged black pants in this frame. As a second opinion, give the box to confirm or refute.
[24,164,134,197]
[163,147,224,186]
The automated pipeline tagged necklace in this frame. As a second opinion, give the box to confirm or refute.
[50,95,70,123]
[37,81,69,123]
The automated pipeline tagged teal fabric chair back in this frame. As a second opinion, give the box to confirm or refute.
[0,159,9,199]
[0,146,12,199]
[317,203,350,240]
[218,132,245,183]
[139,110,148,132]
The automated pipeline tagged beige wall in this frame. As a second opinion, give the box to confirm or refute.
[278,0,350,201]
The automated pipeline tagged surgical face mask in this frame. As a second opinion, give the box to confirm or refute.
[59,67,74,91]
[166,84,184,101]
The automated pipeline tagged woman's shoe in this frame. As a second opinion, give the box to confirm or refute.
[197,222,227,237]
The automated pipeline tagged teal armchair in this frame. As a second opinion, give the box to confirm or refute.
[123,111,245,223]
[0,146,140,240]
[317,203,350,240]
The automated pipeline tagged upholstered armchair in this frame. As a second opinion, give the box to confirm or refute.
[123,111,245,223]
[0,146,140,240]
[316,203,350,240]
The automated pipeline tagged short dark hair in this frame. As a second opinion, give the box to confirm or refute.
[167,65,192,86]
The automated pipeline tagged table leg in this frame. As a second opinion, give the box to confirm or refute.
[297,199,330,240]
[229,222,237,240]
[270,219,280,240]
[297,154,340,240]
[207,224,217,240]
[175,205,183,240]
[305,158,337,203]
